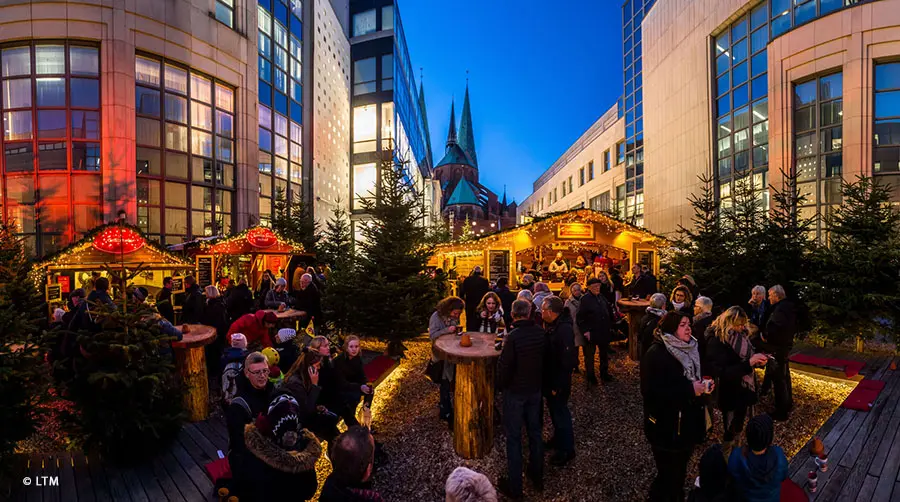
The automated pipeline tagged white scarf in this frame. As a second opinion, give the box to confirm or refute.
[661,333,702,382]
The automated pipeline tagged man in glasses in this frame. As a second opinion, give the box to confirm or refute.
[225,351,275,475]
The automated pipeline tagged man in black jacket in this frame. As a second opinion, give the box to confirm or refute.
[638,293,668,360]
[226,278,255,323]
[293,273,322,329]
[157,276,176,324]
[320,426,383,502]
[541,296,577,466]
[493,277,517,327]
[762,285,796,421]
[627,264,657,299]
[225,352,274,477]
[461,266,490,332]
[181,275,205,324]
[577,278,613,384]
[496,300,547,499]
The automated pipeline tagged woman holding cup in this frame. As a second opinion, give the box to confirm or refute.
[705,306,768,449]
[641,311,712,502]
[429,296,465,426]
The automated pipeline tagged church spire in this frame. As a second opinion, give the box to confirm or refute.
[458,79,478,167]
[417,75,433,168]
[501,185,508,207]
[445,98,457,149]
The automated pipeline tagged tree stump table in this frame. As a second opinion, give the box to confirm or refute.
[171,324,217,422]
[433,332,502,459]
[617,298,650,361]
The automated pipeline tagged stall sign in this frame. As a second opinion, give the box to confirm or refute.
[489,250,510,282]
[56,276,71,294]
[247,227,278,248]
[92,226,145,254]
[171,276,185,294]
[556,222,594,240]
[197,256,215,288]
[46,284,62,302]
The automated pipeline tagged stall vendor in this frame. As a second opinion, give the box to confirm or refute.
[549,252,569,275]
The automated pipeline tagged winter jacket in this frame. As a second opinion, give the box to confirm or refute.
[727,446,788,502]
[494,285,517,327]
[576,291,612,344]
[333,353,367,394]
[640,340,707,450]
[265,289,293,310]
[280,374,323,422]
[319,477,385,502]
[156,287,176,324]
[221,347,249,371]
[201,297,230,342]
[226,284,255,322]
[496,319,547,395]
[693,312,715,367]
[293,284,322,323]
[181,284,205,324]
[232,424,321,502]
[86,289,115,309]
[227,311,275,348]
[747,300,770,331]
[638,309,665,359]
[544,309,577,395]
[763,300,797,357]
[704,334,758,412]
[461,274,490,331]
[474,308,505,333]
[429,311,458,382]
[225,376,273,464]
[564,294,584,346]
[627,274,657,299]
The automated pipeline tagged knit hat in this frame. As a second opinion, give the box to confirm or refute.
[262,311,278,324]
[275,277,287,287]
[697,444,728,494]
[746,414,775,452]
[445,467,497,502]
[261,347,280,366]
[230,333,247,349]
[262,394,300,445]
[205,285,219,298]
[132,286,149,302]
[276,328,297,344]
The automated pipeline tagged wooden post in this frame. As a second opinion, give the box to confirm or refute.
[856,336,864,353]
[453,360,494,459]
[626,310,645,361]
[175,347,209,421]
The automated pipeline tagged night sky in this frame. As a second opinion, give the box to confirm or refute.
[400,0,623,204]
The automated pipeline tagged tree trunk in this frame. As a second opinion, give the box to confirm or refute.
[175,346,209,421]
[453,361,494,459]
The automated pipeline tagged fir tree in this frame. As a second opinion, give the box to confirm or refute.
[458,215,474,242]
[273,187,320,255]
[319,202,353,271]
[0,220,46,471]
[320,205,356,337]
[353,157,439,356]
[426,216,452,245]
[762,168,817,296]
[799,176,900,345]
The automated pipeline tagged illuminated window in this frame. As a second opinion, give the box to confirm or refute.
[135,55,235,243]
[353,162,377,209]
[381,102,394,150]
[0,42,100,255]
[353,104,377,153]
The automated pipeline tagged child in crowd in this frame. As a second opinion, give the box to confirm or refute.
[728,414,788,502]
[688,444,731,502]
[262,347,284,386]
[221,333,249,405]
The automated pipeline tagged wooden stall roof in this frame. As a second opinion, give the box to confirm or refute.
[435,208,669,254]
[37,223,194,272]
[200,226,307,255]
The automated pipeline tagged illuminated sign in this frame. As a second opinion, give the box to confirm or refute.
[247,227,278,248]
[556,222,595,240]
[92,227,145,254]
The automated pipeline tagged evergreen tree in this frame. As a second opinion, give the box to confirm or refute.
[353,157,439,356]
[458,215,474,243]
[273,188,320,255]
[0,220,46,471]
[762,168,817,296]
[319,202,353,271]
[426,215,452,245]
[320,205,356,337]
[799,176,900,345]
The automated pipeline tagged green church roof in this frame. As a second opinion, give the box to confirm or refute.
[436,143,475,168]
[446,179,481,206]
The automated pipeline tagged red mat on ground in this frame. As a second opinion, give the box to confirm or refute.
[788,354,866,378]
[780,478,806,502]
[841,380,887,411]
[364,355,398,386]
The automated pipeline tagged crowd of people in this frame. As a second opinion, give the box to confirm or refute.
[431,255,803,501]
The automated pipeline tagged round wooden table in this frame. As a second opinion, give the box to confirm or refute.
[171,324,217,422]
[433,332,502,459]
[264,308,307,331]
[617,298,651,361]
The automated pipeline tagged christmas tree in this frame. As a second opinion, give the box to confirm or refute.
[318,202,353,271]
[800,176,900,346]
[273,187,320,255]
[458,215,474,242]
[353,156,439,356]
[762,168,817,296]
[320,205,357,337]
[0,220,46,471]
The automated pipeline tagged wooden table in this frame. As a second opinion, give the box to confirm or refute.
[433,332,502,459]
[618,298,650,361]
[171,324,217,421]
[264,308,307,331]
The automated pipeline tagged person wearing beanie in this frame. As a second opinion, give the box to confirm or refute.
[688,444,732,502]
[265,277,293,310]
[221,334,249,378]
[445,466,497,502]
[227,310,278,348]
[232,394,321,501]
[727,414,788,502]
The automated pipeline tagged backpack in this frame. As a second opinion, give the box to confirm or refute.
[221,360,243,405]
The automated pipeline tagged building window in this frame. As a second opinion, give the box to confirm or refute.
[0,42,101,256]
[353,162,376,208]
[590,191,611,212]
[381,54,393,91]
[603,151,610,172]
[794,72,842,238]
[579,167,585,186]
[588,160,595,180]
[215,0,234,28]
[353,9,376,37]
[616,141,625,164]
[381,5,393,31]
[135,55,235,244]
[615,184,626,220]
[353,104,377,154]
[567,176,573,193]
[874,62,900,175]
[353,57,376,95]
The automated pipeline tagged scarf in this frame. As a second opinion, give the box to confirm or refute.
[661,333,702,382]
[646,307,667,318]
[672,301,685,311]
[727,328,756,392]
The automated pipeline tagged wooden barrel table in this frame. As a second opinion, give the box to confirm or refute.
[617,298,651,361]
[171,324,217,421]
[433,332,502,459]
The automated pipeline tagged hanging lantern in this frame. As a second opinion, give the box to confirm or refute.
[92,226,145,254]
[246,227,279,248]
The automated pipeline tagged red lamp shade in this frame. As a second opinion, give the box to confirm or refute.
[247,227,278,248]
[93,227,145,254]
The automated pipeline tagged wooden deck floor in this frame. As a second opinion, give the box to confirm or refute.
[787,352,900,501]
[12,415,229,502]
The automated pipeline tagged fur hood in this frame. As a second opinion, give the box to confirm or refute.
[244,423,322,473]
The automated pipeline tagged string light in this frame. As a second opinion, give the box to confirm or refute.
[202,226,306,255]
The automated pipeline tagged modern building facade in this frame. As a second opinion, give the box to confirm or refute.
[0,0,352,257]
[518,104,627,223]
[348,0,438,241]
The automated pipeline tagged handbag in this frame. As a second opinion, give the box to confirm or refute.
[424,359,445,384]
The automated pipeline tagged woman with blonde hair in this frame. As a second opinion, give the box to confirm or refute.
[704,307,769,447]
[332,335,373,426]
[475,292,506,334]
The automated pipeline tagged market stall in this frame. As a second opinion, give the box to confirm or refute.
[432,208,668,292]
[35,223,195,308]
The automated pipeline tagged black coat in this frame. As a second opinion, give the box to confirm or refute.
[293,285,322,323]
[461,274,490,331]
[225,376,274,471]
[544,309,577,395]
[497,320,547,395]
[226,284,255,323]
[692,312,715,368]
[494,285,517,327]
[333,353,367,394]
[233,424,320,502]
[156,287,176,324]
[576,291,612,344]
[628,274,657,299]
[704,335,758,412]
[747,300,770,330]
[764,300,797,356]
[640,340,707,450]
[638,310,664,359]
[319,477,384,502]
[181,284,205,324]
[202,297,230,341]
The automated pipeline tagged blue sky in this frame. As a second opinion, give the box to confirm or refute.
[399,0,623,204]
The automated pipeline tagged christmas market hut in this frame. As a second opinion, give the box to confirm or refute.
[36,222,195,306]
[184,226,313,291]
[431,208,669,293]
